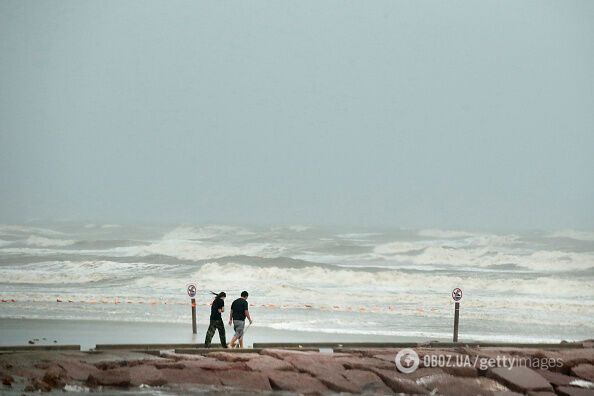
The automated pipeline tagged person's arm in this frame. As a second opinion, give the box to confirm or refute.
[229,309,233,325]
[245,309,252,324]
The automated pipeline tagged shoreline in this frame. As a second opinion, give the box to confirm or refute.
[0,318,439,351]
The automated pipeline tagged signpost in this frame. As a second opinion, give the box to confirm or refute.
[187,284,197,334]
[452,288,462,342]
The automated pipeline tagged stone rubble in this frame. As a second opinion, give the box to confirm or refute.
[0,346,593,394]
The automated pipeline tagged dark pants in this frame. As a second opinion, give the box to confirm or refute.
[204,319,227,348]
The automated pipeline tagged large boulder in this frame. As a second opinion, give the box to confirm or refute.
[487,366,553,393]
[265,370,328,393]
[218,370,272,391]
[371,368,429,394]
[207,352,261,362]
[539,369,584,386]
[181,358,247,371]
[129,364,167,387]
[245,355,293,371]
[58,359,100,381]
[87,367,131,387]
[572,364,594,382]
[334,356,395,371]
[260,348,318,360]
[556,387,594,396]
[420,375,509,396]
[283,353,345,377]
[318,372,360,393]
[42,364,67,389]
[159,367,220,385]
[345,369,393,394]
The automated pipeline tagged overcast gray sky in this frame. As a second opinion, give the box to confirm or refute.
[1,1,593,230]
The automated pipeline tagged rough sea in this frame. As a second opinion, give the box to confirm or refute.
[1,223,593,343]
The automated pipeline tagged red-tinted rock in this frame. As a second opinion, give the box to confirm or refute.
[58,359,100,381]
[371,368,429,394]
[557,387,594,396]
[129,364,167,387]
[42,364,67,388]
[374,354,398,363]
[539,369,583,386]
[266,370,328,393]
[159,367,221,385]
[260,348,316,360]
[487,367,553,393]
[318,372,360,393]
[408,367,447,380]
[182,358,247,371]
[151,361,186,369]
[160,352,206,361]
[94,360,127,370]
[1,370,14,386]
[442,365,479,377]
[26,378,52,392]
[284,354,345,377]
[207,352,260,362]
[559,349,594,370]
[346,369,393,394]
[87,367,131,387]
[527,392,557,396]
[420,376,509,396]
[218,370,272,391]
[11,366,44,379]
[334,356,394,370]
[572,364,594,382]
[245,356,293,371]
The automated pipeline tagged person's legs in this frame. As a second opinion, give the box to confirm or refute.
[233,320,245,349]
[204,321,217,347]
[229,335,238,348]
[215,320,227,348]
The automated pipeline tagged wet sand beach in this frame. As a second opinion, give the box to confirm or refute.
[0,318,431,351]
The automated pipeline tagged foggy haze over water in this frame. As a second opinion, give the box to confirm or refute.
[1,1,593,230]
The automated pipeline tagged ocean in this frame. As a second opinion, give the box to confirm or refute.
[0,223,593,344]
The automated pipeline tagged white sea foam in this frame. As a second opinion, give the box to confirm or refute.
[193,262,594,299]
[161,225,255,240]
[0,260,169,284]
[0,224,65,237]
[417,229,476,239]
[372,242,594,271]
[120,239,282,261]
[25,235,75,247]
[1,224,593,343]
[547,230,594,242]
[101,224,121,229]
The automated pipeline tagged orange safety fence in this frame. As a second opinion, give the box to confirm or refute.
[0,297,446,313]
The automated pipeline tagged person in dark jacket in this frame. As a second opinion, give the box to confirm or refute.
[228,291,253,348]
[204,291,227,348]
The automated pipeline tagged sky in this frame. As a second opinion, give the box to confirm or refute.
[0,1,593,230]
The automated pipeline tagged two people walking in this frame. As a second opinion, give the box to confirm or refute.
[204,290,253,348]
